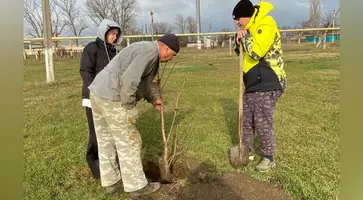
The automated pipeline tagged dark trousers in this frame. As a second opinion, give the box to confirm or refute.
[242,89,283,156]
[85,107,100,179]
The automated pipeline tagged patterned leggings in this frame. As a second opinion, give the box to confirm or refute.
[242,89,283,156]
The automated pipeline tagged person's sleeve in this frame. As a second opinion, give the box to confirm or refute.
[241,24,275,60]
[79,44,96,99]
[120,52,154,109]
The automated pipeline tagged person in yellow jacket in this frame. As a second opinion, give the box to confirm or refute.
[232,0,287,172]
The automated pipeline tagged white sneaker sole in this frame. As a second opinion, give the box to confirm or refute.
[256,162,276,172]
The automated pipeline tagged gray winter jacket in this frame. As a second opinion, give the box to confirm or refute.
[88,41,160,110]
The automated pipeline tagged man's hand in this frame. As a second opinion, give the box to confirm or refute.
[152,98,163,111]
[236,29,248,45]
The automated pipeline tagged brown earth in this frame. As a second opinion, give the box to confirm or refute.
[137,158,293,200]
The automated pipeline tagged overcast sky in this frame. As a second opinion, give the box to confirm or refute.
[67,0,340,36]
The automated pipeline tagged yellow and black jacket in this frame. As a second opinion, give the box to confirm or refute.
[234,1,286,93]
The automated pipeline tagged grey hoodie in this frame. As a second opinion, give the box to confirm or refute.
[88,41,160,110]
[97,19,123,45]
[97,19,124,61]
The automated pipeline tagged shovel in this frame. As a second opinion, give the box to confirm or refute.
[230,42,249,168]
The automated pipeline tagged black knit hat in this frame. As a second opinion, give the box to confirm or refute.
[158,34,180,53]
[232,0,255,20]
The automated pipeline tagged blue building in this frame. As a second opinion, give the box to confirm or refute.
[305,35,340,43]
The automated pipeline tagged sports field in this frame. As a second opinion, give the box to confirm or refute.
[23,43,340,200]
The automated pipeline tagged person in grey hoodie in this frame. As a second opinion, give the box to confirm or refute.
[88,34,180,197]
[80,19,123,179]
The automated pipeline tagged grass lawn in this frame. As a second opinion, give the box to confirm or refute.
[23,44,340,200]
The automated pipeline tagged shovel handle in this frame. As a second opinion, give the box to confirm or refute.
[238,42,244,159]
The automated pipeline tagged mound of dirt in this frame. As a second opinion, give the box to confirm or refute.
[140,158,292,200]
[178,172,292,200]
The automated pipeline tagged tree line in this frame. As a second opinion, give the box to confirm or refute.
[23,0,199,39]
[23,0,340,45]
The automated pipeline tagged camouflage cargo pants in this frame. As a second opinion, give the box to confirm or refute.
[242,81,285,156]
[89,92,148,192]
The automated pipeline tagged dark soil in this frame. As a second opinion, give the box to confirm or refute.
[139,158,292,200]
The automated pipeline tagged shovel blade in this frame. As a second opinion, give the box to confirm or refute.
[230,144,249,168]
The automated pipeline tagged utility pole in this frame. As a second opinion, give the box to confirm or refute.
[150,10,154,41]
[196,0,201,49]
[316,7,340,48]
[42,0,54,83]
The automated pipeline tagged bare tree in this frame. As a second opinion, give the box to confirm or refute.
[23,0,66,38]
[175,14,187,34]
[296,0,321,39]
[24,0,43,38]
[55,0,88,45]
[151,62,186,183]
[149,22,172,34]
[298,0,321,28]
[186,16,197,33]
[309,0,321,28]
[218,28,232,42]
[50,0,67,37]
[173,14,189,46]
[85,0,140,35]
[321,10,340,28]
[129,26,143,35]
[186,16,197,42]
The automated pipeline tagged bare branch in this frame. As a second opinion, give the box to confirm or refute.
[23,0,43,37]
[187,16,197,33]
[173,125,180,158]
[167,81,186,143]
[156,62,185,182]
[50,0,67,37]
[186,16,197,42]
[85,0,140,35]
[321,10,339,28]
[56,0,88,40]
[168,145,184,166]
[85,0,108,25]
[149,22,172,35]
[175,14,187,34]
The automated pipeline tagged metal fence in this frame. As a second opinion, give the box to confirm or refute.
[23,27,340,60]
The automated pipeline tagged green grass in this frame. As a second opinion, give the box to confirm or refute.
[23,45,340,200]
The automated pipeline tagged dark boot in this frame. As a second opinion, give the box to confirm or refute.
[129,182,161,198]
[105,180,122,194]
